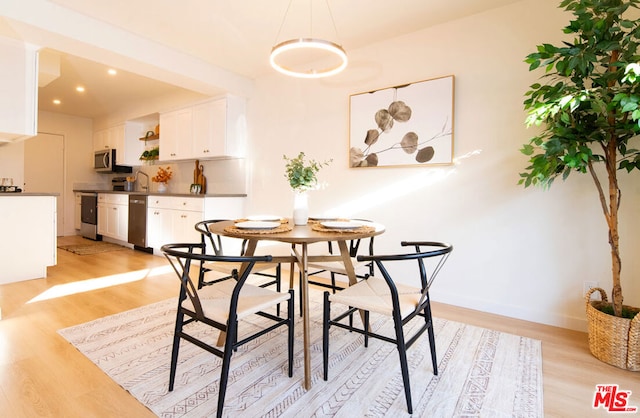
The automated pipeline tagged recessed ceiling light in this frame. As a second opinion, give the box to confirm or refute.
[76,86,85,92]
[53,99,61,105]
[108,69,117,75]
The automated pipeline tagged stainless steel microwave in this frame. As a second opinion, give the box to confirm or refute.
[94,149,115,172]
[94,149,132,173]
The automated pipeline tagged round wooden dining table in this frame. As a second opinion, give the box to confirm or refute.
[208,219,385,390]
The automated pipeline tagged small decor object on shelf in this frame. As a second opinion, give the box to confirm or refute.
[139,146,159,163]
[284,152,332,225]
[152,166,172,193]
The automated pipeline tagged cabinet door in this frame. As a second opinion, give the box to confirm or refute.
[147,207,170,249]
[173,210,203,243]
[74,194,81,230]
[97,203,108,235]
[106,204,119,238]
[114,204,129,241]
[192,100,218,158]
[93,129,109,151]
[109,124,126,164]
[160,108,192,161]
[0,37,38,141]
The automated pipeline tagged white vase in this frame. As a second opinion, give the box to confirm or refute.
[293,191,309,225]
[157,182,167,193]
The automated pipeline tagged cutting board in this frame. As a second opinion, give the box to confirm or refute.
[193,160,206,194]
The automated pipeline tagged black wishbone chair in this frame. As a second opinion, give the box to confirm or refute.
[195,219,282,289]
[322,241,453,414]
[162,243,294,418]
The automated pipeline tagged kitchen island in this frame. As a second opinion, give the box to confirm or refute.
[0,193,57,284]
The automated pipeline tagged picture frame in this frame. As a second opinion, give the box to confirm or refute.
[349,75,454,168]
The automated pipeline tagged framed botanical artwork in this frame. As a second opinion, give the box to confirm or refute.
[349,75,454,168]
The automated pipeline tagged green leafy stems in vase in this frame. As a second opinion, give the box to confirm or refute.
[284,152,332,225]
[283,152,332,192]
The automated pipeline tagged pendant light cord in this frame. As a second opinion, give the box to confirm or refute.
[273,0,342,46]
[325,0,342,46]
[273,0,295,45]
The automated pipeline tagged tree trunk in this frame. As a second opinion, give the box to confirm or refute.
[606,49,623,317]
[607,142,623,317]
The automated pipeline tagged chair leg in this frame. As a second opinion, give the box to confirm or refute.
[276,263,282,317]
[287,289,294,377]
[424,299,438,375]
[217,322,236,418]
[330,272,337,293]
[394,315,413,414]
[168,309,185,392]
[322,291,330,381]
[364,310,369,348]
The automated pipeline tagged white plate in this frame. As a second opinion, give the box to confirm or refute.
[309,216,338,221]
[321,221,361,229]
[247,215,281,222]
[235,221,280,229]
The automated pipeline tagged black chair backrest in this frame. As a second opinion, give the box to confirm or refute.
[195,219,252,256]
[194,220,227,255]
[357,241,453,315]
[161,243,273,321]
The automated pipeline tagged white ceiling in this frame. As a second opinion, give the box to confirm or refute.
[12,0,524,119]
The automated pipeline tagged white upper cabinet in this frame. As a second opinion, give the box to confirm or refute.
[0,37,38,142]
[93,124,124,152]
[191,100,219,159]
[160,95,246,161]
[159,107,193,161]
[93,122,146,166]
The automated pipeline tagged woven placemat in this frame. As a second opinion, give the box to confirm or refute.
[224,223,293,234]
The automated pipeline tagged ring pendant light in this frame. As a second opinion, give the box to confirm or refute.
[270,0,347,78]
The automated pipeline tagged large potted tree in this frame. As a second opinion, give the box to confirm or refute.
[520,0,639,370]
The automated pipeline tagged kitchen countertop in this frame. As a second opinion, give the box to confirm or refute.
[73,189,246,198]
[0,192,60,196]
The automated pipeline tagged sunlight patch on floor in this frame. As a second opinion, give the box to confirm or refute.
[27,265,173,303]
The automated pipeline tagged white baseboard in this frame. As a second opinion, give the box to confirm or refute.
[433,291,588,332]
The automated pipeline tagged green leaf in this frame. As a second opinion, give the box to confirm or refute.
[521,144,535,155]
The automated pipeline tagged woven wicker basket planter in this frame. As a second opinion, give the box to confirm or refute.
[585,288,640,371]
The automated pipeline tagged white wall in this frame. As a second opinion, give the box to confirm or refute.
[244,0,640,331]
[0,140,25,186]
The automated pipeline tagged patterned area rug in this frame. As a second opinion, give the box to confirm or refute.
[57,241,128,255]
[58,290,543,417]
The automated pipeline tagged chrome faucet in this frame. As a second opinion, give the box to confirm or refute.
[135,170,149,192]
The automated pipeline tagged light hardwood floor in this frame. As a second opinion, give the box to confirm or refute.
[0,235,637,417]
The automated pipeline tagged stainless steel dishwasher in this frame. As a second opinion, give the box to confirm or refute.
[80,193,102,241]
[128,195,152,252]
